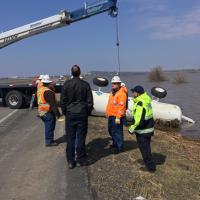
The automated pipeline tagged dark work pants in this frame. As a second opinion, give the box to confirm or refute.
[108,116,125,151]
[136,133,156,170]
[65,113,88,163]
[41,112,56,145]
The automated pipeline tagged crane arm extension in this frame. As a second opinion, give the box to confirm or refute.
[0,0,117,49]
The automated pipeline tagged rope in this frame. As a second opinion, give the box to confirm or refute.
[115,16,121,75]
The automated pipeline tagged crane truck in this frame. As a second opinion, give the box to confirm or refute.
[0,0,118,109]
[0,0,195,127]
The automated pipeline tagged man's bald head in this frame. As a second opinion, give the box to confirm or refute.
[71,65,81,77]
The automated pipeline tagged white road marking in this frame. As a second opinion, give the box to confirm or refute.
[0,109,18,124]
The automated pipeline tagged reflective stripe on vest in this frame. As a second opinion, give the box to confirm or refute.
[135,127,154,134]
[145,114,153,120]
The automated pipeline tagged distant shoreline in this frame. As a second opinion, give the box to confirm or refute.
[0,68,200,79]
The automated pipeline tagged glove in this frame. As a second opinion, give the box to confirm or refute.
[115,117,121,124]
[128,127,135,135]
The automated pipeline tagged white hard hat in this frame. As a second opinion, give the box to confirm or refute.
[38,74,44,80]
[41,75,52,83]
[121,82,126,87]
[111,76,122,84]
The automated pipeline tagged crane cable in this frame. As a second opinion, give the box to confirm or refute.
[115,16,121,76]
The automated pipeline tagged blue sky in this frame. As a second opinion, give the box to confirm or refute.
[1,0,200,77]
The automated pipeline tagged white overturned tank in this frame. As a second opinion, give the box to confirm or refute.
[91,90,195,127]
[92,91,181,121]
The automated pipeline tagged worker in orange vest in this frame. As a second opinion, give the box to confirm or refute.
[121,82,129,108]
[106,76,127,154]
[29,75,44,110]
[37,75,61,147]
[37,75,44,90]
[32,74,44,89]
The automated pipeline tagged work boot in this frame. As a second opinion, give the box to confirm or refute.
[111,148,123,154]
[109,144,116,149]
[45,142,59,147]
[76,160,89,167]
[140,166,156,173]
[137,159,145,166]
[68,161,76,169]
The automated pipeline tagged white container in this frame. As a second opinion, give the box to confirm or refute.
[92,91,194,125]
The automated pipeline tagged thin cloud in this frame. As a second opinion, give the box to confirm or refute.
[144,6,200,39]
[124,0,200,39]
[123,0,168,15]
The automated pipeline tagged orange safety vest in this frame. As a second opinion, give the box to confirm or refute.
[121,86,128,95]
[37,81,43,91]
[35,81,43,97]
[37,86,54,114]
[106,87,127,118]
[121,85,128,109]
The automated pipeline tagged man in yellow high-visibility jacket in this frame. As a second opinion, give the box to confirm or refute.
[128,85,156,172]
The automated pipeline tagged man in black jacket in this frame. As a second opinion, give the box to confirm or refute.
[60,65,93,169]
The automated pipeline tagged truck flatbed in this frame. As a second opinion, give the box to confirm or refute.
[0,82,63,109]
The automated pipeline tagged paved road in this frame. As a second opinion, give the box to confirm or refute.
[0,108,93,200]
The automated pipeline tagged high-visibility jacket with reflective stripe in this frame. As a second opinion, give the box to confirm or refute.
[106,87,127,118]
[129,92,154,135]
[37,86,54,114]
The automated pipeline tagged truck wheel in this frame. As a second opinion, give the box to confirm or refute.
[93,76,109,87]
[151,87,167,99]
[5,90,24,109]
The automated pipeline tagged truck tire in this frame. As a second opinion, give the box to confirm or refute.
[151,87,167,99]
[93,76,109,87]
[5,90,24,109]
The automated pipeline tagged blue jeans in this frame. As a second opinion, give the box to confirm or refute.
[108,116,125,151]
[41,112,56,145]
[65,113,88,163]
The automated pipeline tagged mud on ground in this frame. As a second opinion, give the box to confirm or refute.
[86,117,200,200]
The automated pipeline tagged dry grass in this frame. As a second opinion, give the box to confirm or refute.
[148,66,167,82]
[173,73,187,84]
[86,117,200,200]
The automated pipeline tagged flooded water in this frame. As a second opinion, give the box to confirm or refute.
[86,70,200,139]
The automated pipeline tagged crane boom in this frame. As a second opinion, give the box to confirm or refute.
[0,0,117,49]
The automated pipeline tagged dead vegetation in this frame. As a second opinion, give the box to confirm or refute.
[86,117,200,200]
[173,73,187,84]
[148,66,167,82]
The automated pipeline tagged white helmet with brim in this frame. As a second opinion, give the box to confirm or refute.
[38,74,44,80]
[41,75,52,83]
[111,76,122,84]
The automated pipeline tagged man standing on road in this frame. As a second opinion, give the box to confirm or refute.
[128,86,156,172]
[38,75,61,147]
[60,65,93,169]
[106,76,127,154]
